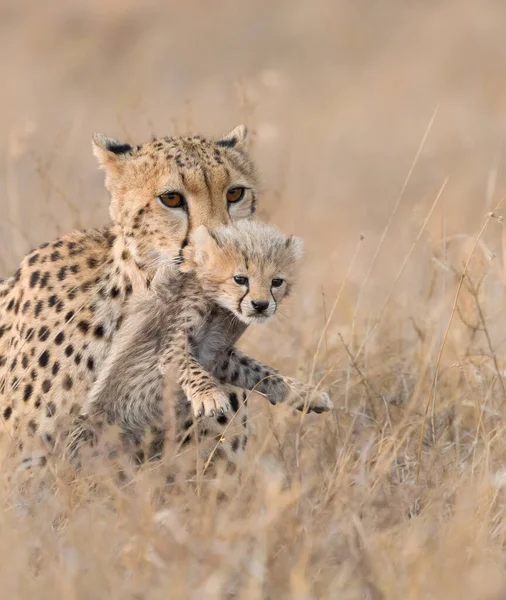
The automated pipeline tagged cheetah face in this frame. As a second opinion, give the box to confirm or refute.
[92,126,258,271]
[182,222,304,326]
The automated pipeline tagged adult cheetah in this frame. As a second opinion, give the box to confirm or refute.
[0,125,258,461]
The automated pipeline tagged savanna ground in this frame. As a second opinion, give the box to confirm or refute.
[2,1,506,597]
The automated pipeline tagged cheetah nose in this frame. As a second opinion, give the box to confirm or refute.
[251,300,269,313]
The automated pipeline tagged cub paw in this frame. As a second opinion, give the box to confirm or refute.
[303,391,333,414]
[285,379,333,414]
[191,389,231,418]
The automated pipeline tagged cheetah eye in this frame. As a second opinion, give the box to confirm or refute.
[158,191,185,209]
[271,278,284,288]
[233,275,248,286]
[226,187,246,203]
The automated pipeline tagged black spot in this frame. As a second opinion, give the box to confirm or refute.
[10,358,17,371]
[65,345,74,357]
[23,384,33,402]
[39,350,50,368]
[34,397,41,408]
[38,326,50,341]
[40,271,51,288]
[28,420,37,434]
[121,250,129,260]
[3,406,12,420]
[48,295,58,307]
[217,137,237,148]
[67,289,77,301]
[52,361,60,376]
[54,331,64,345]
[55,300,64,313]
[230,392,239,412]
[63,375,73,390]
[21,355,28,369]
[94,324,105,338]
[74,353,81,366]
[87,257,98,269]
[217,415,228,425]
[34,300,44,317]
[231,436,240,452]
[70,264,80,274]
[6,299,14,312]
[87,357,94,371]
[57,266,67,281]
[22,300,31,314]
[50,251,61,261]
[125,284,133,296]
[134,449,145,464]
[65,311,75,323]
[42,379,51,393]
[77,321,89,335]
[46,401,56,417]
[28,253,39,265]
[106,141,133,155]
[110,286,120,298]
[52,240,63,249]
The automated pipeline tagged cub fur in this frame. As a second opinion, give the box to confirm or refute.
[83,221,332,440]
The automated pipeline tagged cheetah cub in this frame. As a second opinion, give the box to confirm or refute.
[84,221,332,437]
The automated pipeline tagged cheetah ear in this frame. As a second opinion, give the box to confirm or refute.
[92,133,133,174]
[190,225,219,266]
[286,235,304,262]
[217,125,249,152]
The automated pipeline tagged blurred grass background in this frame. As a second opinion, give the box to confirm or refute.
[3,1,506,598]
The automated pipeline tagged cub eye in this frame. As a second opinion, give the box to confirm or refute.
[158,191,185,209]
[233,275,248,286]
[226,187,246,203]
[271,278,284,288]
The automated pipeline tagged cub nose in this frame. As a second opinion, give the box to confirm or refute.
[251,300,269,313]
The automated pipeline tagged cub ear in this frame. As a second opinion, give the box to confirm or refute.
[217,124,249,152]
[190,225,219,266]
[92,133,133,174]
[286,235,304,262]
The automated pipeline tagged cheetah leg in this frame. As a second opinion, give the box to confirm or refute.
[163,329,232,419]
[213,348,333,413]
[177,352,232,418]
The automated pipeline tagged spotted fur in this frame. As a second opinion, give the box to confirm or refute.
[0,125,258,459]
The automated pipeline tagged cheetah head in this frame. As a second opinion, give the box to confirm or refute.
[182,222,304,325]
[92,126,257,271]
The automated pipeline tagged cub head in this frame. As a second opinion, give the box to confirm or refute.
[92,125,257,269]
[182,221,304,325]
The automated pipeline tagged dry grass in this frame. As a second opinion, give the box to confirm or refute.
[3,0,506,597]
